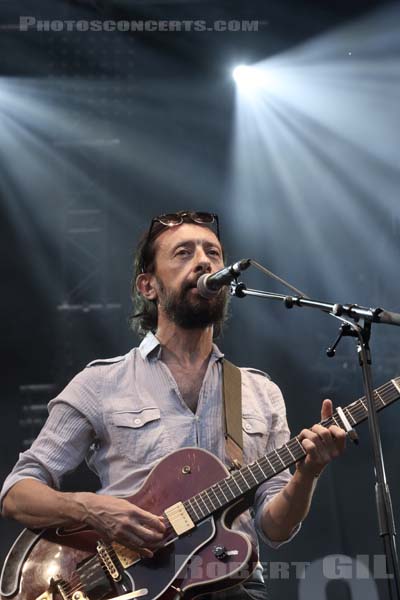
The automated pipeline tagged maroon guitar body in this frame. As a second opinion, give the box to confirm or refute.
[2,376,399,600]
[1,449,257,600]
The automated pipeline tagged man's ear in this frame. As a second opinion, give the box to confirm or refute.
[136,273,158,301]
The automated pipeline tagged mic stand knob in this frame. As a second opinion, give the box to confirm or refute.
[326,323,357,358]
[231,282,247,298]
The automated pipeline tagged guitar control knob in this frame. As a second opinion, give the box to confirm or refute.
[213,545,227,560]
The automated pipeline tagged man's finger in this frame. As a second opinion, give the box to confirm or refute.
[321,398,333,421]
[132,506,167,533]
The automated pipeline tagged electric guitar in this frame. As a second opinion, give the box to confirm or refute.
[1,377,399,600]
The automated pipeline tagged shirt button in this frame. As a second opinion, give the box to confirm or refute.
[134,418,142,425]
[244,423,252,432]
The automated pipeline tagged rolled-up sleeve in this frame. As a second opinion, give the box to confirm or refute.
[249,376,302,547]
[0,370,99,507]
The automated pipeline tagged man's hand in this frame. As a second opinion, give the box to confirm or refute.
[78,493,167,557]
[260,399,347,542]
[296,399,347,478]
[3,480,167,557]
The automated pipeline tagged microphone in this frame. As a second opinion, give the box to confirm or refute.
[197,259,251,299]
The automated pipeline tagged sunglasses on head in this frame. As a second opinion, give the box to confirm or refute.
[140,211,220,272]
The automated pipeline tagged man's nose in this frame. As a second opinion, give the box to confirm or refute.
[194,249,212,272]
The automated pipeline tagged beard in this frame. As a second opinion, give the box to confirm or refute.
[156,276,229,331]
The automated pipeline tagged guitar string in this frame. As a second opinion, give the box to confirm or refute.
[183,381,400,518]
[157,388,395,524]
[183,383,398,519]
[62,380,400,595]
[191,383,398,512]
[66,553,129,595]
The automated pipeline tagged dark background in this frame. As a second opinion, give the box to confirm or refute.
[1,1,399,598]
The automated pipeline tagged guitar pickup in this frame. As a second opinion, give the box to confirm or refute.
[164,502,195,535]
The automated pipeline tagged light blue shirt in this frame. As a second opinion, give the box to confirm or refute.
[1,332,299,580]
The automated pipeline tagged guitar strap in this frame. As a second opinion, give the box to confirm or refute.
[222,358,244,470]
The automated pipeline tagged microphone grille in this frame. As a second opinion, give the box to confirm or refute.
[197,273,219,299]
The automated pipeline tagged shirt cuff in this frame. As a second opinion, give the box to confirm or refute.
[254,499,302,548]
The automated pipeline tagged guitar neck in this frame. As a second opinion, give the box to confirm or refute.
[182,377,400,524]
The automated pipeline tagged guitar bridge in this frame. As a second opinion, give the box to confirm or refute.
[97,541,122,582]
[164,502,195,535]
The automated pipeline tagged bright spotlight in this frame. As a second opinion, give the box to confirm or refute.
[233,65,256,85]
[232,65,268,92]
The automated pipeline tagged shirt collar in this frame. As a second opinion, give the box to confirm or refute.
[139,331,224,361]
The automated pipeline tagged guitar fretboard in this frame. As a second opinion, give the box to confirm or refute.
[182,377,400,524]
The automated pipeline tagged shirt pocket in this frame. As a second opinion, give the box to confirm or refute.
[242,414,269,462]
[111,407,173,465]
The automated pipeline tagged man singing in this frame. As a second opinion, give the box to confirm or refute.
[1,211,346,599]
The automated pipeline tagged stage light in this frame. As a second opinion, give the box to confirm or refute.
[230,1,400,310]
[232,65,264,90]
[232,64,279,95]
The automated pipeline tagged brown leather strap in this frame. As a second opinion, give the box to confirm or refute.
[222,358,243,469]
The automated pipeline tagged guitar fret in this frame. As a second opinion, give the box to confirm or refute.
[265,455,276,473]
[237,470,251,490]
[347,401,361,421]
[332,415,341,428]
[294,436,305,453]
[202,490,215,511]
[229,474,243,494]
[197,492,210,514]
[187,498,200,521]
[287,437,305,460]
[192,495,205,518]
[375,390,385,407]
[269,450,282,473]
[247,466,259,485]
[258,457,271,477]
[344,406,356,426]
[217,483,229,502]
[275,450,285,466]
[259,457,273,476]
[380,389,392,405]
[214,484,226,505]
[221,480,235,499]
[255,460,267,479]
[286,444,296,461]
[349,402,362,421]
[279,445,294,465]
[207,486,221,508]
[269,453,282,470]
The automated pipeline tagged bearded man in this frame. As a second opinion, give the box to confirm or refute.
[1,211,346,600]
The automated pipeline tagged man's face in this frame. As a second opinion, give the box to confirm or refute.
[151,223,228,330]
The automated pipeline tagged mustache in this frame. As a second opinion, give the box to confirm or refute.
[182,276,203,293]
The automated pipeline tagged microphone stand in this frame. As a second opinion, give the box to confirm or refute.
[231,273,400,600]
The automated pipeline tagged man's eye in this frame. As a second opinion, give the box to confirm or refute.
[176,249,190,256]
[208,249,221,257]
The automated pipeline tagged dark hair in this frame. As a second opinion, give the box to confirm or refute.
[129,227,159,337]
[129,221,228,338]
